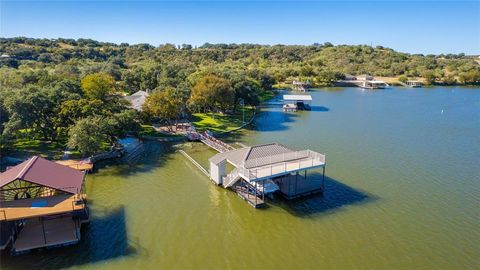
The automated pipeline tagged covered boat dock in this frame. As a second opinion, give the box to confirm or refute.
[209,143,326,208]
[0,156,89,254]
[283,95,312,112]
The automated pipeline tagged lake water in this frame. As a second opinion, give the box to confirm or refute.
[2,87,479,269]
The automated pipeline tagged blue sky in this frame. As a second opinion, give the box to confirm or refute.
[1,1,479,54]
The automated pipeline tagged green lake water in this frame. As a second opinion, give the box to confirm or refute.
[1,87,479,269]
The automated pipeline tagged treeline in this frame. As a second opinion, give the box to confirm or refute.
[1,37,479,87]
[0,37,479,156]
[0,73,140,155]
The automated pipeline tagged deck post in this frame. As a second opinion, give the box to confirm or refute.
[288,175,291,195]
[295,172,298,194]
[262,180,265,201]
[322,166,326,192]
[255,182,258,205]
[41,217,47,245]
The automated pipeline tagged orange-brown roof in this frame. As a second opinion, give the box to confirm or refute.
[0,156,85,194]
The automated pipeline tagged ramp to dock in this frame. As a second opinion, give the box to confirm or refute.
[198,132,235,153]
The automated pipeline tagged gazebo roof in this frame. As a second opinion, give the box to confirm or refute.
[0,156,85,194]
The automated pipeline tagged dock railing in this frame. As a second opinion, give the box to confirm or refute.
[238,150,325,181]
[0,186,87,221]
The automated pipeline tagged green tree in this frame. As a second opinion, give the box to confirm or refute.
[3,86,59,140]
[398,75,408,83]
[103,110,141,142]
[143,87,183,130]
[443,74,457,85]
[316,70,343,86]
[189,75,234,113]
[423,71,437,85]
[232,79,261,109]
[259,73,275,90]
[81,73,115,101]
[67,117,106,156]
[458,70,480,84]
[58,99,104,131]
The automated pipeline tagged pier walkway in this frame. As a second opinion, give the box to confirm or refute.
[198,132,235,153]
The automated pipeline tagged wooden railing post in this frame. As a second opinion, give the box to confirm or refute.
[41,217,47,245]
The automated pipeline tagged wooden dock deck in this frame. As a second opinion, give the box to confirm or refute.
[13,215,79,253]
[55,159,93,171]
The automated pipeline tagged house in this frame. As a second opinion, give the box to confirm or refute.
[344,74,357,81]
[123,90,149,111]
[0,156,89,254]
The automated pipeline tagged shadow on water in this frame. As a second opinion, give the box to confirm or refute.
[270,174,377,218]
[94,141,179,176]
[253,110,298,132]
[310,106,330,112]
[0,206,141,270]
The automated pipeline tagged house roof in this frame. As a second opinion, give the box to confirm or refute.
[283,95,312,101]
[209,143,296,168]
[124,90,149,111]
[0,156,85,194]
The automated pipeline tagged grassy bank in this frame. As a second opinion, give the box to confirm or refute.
[259,90,276,102]
[191,107,255,133]
[139,125,185,138]
[8,139,81,160]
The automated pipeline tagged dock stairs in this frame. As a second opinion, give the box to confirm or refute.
[223,168,242,188]
[122,142,145,165]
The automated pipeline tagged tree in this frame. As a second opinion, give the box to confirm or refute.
[81,73,115,100]
[143,87,183,130]
[67,117,106,156]
[232,79,261,109]
[458,70,480,84]
[423,71,436,85]
[103,110,141,142]
[3,86,58,140]
[316,70,343,86]
[58,99,104,132]
[189,75,234,113]
[259,73,275,90]
[443,75,457,85]
[398,75,408,83]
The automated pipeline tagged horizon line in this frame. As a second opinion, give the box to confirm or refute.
[1,36,477,56]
